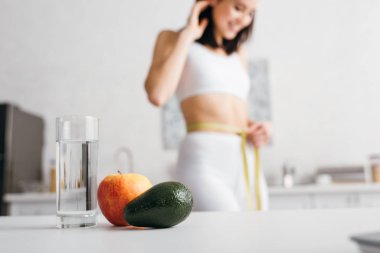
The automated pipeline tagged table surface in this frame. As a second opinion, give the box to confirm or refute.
[0,209,379,253]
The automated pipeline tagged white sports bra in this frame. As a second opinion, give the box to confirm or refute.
[176,42,250,102]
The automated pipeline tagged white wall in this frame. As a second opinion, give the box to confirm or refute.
[251,0,380,183]
[1,0,380,185]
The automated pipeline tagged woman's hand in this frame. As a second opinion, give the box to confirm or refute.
[247,120,273,149]
[183,1,210,41]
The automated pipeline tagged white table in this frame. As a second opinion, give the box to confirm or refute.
[0,209,379,253]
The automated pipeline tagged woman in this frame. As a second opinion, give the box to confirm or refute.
[145,0,272,211]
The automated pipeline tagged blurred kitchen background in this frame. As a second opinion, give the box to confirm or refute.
[1,0,380,215]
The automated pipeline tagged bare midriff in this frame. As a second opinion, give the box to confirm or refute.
[180,93,249,132]
[181,93,261,210]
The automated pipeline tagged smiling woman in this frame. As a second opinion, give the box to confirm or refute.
[196,0,256,54]
[144,0,271,211]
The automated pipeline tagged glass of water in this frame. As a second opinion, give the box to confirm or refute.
[56,116,99,228]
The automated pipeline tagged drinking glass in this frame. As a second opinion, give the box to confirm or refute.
[56,116,98,228]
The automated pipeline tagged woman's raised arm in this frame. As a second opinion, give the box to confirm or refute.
[144,1,210,107]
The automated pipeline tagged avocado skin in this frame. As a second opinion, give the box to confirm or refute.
[124,181,193,228]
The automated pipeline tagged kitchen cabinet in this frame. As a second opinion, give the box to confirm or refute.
[4,192,56,215]
[269,183,380,210]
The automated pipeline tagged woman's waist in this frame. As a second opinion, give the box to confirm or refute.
[186,122,248,135]
[182,111,248,134]
[180,95,249,134]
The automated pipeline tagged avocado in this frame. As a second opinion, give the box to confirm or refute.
[124,181,193,228]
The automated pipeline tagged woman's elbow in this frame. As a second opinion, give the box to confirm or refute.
[145,83,167,107]
[147,93,166,107]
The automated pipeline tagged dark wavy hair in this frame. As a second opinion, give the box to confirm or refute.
[196,6,255,55]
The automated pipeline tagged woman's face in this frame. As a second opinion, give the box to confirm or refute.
[210,0,257,41]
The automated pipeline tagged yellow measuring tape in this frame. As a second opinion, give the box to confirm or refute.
[187,122,262,211]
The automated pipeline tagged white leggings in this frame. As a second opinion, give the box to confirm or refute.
[175,132,268,211]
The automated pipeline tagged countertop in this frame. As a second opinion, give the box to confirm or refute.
[1,209,379,253]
